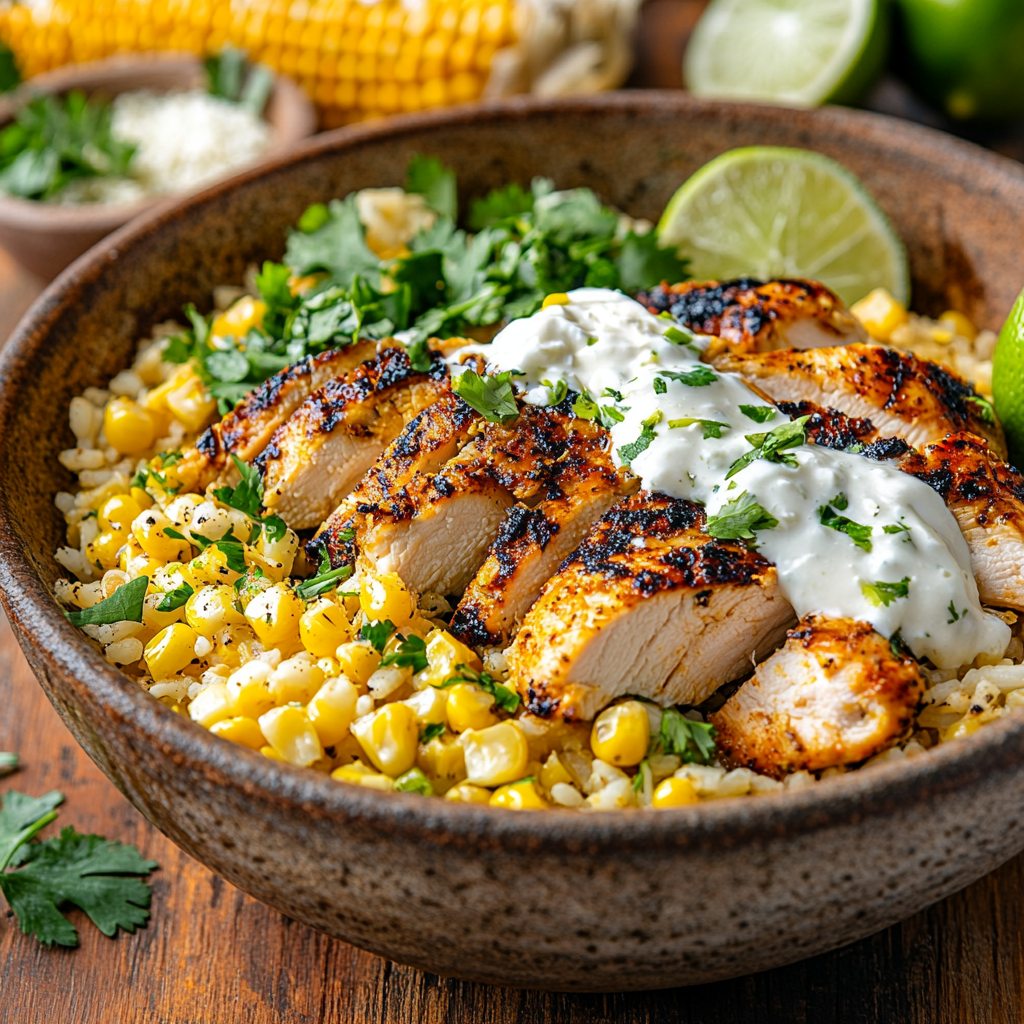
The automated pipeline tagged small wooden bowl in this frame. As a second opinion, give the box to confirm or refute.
[0,54,316,280]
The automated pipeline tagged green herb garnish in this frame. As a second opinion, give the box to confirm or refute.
[419,723,445,744]
[706,492,778,541]
[861,577,911,607]
[434,664,520,714]
[380,634,428,673]
[656,708,717,764]
[738,404,776,424]
[818,503,873,552]
[156,582,193,613]
[659,366,717,387]
[452,369,519,424]
[618,411,662,464]
[360,620,397,654]
[393,768,434,796]
[726,416,810,479]
[667,417,729,439]
[0,752,18,777]
[66,576,148,627]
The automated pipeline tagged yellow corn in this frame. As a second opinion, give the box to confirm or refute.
[86,530,126,570]
[940,310,978,342]
[445,682,497,733]
[143,622,198,679]
[590,701,650,768]
[209,714,265,750]
[460,720,527,787]
[188,543,241,587]
[489,778,548,810]
[226,660,275,718]
[652,776,700,808]
[539,751,574,791]
[260,744,285,761]
[334,641,381,686]
[0,0,517,127]
[359,572,415,628]
[416,628,480,688]
[244,582,303,645]
[850,288,909,343]
[258,704,323,766]
[416,733,466,793]
[331,762,394,791]
[99,494,144,534]
[103,397,155,456]
[299,598,352,657]
[185,584,246,636]
[211,296,266,343]
[266,654,325,704]
[142,592,186,632]
[307,675,360,747]
[444,782,492,804]
[350,702,418,776]
[188,680,234,728]
[541,293,571,308]
[132,510,191,563]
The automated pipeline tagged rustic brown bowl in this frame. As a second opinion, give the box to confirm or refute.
[3,93,1024,992]
[0,54,316,281]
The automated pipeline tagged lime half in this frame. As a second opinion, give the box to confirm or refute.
[685,0,888,107]
[657,146,909,307]
[993,287,1024,465]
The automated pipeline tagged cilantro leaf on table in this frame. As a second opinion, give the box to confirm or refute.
[405,154,457,220]
[0,790,63,870]
[434,664,520,714]
[706,492,778,541]
[66,576,148,627]
[452,369,519,424]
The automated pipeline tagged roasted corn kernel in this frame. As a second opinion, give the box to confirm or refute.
[226,659,275,718]
[350,702,418,776]
[652,776,700,808]
[850,288,908,342]
[245,583,303,645]
[307,675,360,747]
[299,598,352,657]
[258,705,323,767]
[590,701,650,767]
[444,782,492,804]
[185,584,246,636]
[359,572,415,627]
[103,397,155,455]
[334,641,381,686]
[446,682,497,733]
[460,721,528,787]
[489,778,548,810]
[188,680,234,729]
[143,622,198,679]
[209,714,265,750]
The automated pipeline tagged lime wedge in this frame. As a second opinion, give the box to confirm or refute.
[685,0,888,107]
[657,146,909,307]
[993,287,1024,464]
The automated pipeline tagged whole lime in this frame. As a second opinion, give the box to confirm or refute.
[993,287,1024,467]
[895,0,1024,120]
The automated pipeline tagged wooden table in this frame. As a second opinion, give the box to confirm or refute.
[6,74,1024,1018]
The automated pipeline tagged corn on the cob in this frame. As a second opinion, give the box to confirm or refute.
[0,0,640,127]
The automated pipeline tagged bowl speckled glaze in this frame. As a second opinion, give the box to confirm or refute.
[2,94,1024,992]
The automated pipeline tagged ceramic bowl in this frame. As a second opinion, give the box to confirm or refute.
[3,94,1024,992]
[0,54,316,281]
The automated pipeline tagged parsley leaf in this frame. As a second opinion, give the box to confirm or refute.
[380,634,428,673]
[738,404,776,424]
[599,404,626,428]
[452,369,519,424]
[393,768,434,796]
[571,392,599,419]
[419,722,445,744]
[616,231,688,293]
[0,789,156,947]
[657,708,717,764]
[818,503,873,552]
[726,415,810,479]
[361,620,397,654]
[156,582,193,613]
[191,529,247,575]
[667,417,729,439]
[434,664,521,714]
[405,154,457,221]
[861,577,911,607]
[618,411,662,464]
[406,337,434,373]
[653,377,667,395]
[659,366,717,387]
[706,491,778,540]
[66,576,148,627]
[468,181,534,230]
[213,453,263,518]
[284,194,381,288]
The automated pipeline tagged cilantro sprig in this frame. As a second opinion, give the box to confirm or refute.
[818,500,873,552]
[861,577,911,607]
[726,416,810,479]
[668,417,729,439]
[618,411,662,464]
[360,620,397,654]
[652,708,717,764]
[295,549,353,600]
[380,634,428,673]
[0,786,157,947]
[706,492,778,541]
[452,369,519,424]
[434,664,521,714]
[213,454,287,544]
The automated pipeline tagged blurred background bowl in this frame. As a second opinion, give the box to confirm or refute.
[0,54,316,280]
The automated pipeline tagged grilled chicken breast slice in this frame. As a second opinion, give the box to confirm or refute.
[507,493,794,721]
[896,432,1024,611]
[711,615,924,778]
[254,347,448,529]
[450,421,639,648]
[714,344,1005,454]
[173,340,378,490]
[310,389,481,568]
[637,278,866,357]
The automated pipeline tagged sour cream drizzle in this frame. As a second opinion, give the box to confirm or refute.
[452,288,1010,669]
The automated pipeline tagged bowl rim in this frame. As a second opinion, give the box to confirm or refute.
[3,90,1024,855]
[0,52,316,228]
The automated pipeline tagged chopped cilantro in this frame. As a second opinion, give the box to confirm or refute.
[380,634,428,673]
[890,629,912,659]
[603,387,624,401]
[656,708,717,764]
[156,582,193,613]
[861,577,911,607]
[883,521,911,540]
[947,601,960,623]
[667,417,729,439]
[571,392,599,419]
[294,561,353,601]
[965,394,996,426]
[360,620,397,654]
[406,337,434,373]
[663,325,698,348]
[0,788,156,947]
[406,154,457,220]
[659,366,717,387]
[540,378,568,405]
[434,664,520,714]
[618,411,662,464]
[726,416,810,479]
[66,576,148,627]
[653,377,667,395]
[419,722,445,744]
[616,231,688,293]
[452,369,519,424]
[706,491,778,540]
[213,454,263,518]
[599,404,626,428]
[818,503,873,552]
[738,404,776,424]
[393,768,434,796]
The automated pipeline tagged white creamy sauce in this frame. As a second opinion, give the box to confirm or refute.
[452,288,1010,669]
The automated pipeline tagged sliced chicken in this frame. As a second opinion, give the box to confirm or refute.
[711,615,924,778]
[172,340,378,491]
[774,398,877,451]
[309,389,482,569]
[637,278,866,357]
[450,420,639,648]
[714,344,1005,454]
[506,492,794,721]
[896,432,1024,611]
[253,347,448,529]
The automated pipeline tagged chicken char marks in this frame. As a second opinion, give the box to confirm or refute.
[506,492,794,721]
